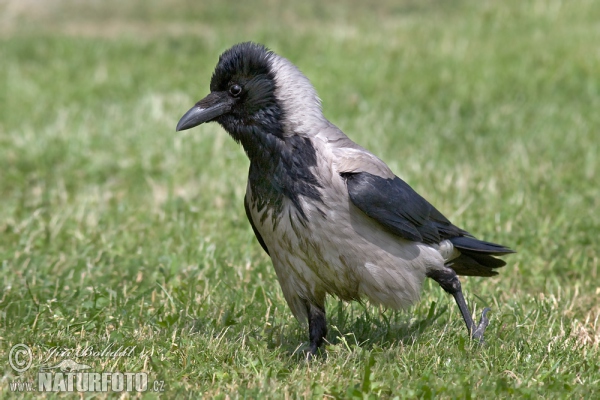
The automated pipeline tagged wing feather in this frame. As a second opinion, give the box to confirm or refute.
[344,172,466,245]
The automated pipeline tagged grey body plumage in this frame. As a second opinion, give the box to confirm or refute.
[176,42,514,354]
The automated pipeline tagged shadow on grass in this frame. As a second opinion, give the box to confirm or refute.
[270,300,450,359]
[330,300,449,347]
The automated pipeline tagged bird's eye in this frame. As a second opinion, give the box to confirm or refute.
[229,84,242,97]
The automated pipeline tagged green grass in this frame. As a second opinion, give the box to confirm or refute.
[1,0,599,397]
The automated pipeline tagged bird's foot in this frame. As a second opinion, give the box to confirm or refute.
[301,344,325,361]
[471,307,490,343]
[309,344,319,358]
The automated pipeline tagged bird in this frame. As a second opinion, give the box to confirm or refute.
[176,42,514,355]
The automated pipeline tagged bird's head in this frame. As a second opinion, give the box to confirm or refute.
[176,42,325,146]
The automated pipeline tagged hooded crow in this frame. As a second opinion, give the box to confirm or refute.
[176,42,514,355]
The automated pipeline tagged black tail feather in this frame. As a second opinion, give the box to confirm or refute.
[450,235,515,255]
[448,236,514,277]
[464,252,507,268]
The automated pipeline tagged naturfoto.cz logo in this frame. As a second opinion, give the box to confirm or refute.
[8,343,165,393]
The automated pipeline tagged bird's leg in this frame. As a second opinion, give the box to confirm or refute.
[306,302,327,356]
[427,267,490,342]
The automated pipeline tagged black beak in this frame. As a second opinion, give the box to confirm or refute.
[176,92,232,131]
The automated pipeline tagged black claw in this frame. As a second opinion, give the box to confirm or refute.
[472,307,491,343]
[303,344,325,361]
[428,267,492,344]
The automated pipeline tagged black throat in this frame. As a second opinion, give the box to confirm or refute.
[221,117,323,222]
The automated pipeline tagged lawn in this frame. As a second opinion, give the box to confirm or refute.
[1,0,599,397]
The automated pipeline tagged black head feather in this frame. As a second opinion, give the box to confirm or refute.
[210,42,273,92]
[208,42,285,142]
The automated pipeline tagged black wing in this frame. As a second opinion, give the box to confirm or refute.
[344,172,514,276]
[244,196,270,256]
[344,172,466,244]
